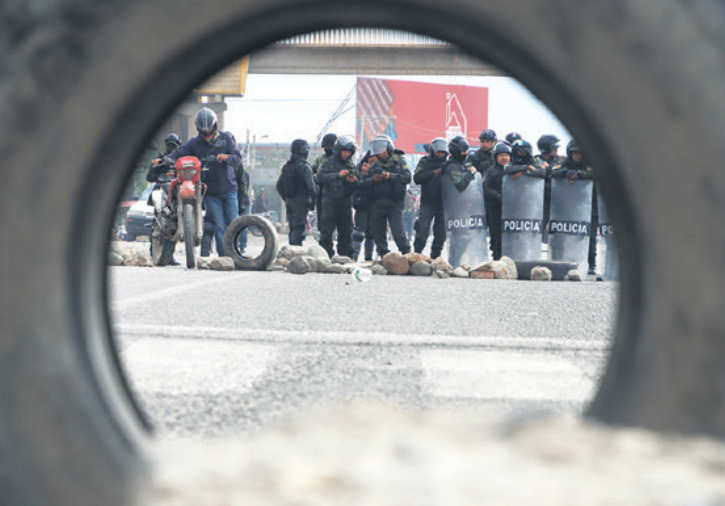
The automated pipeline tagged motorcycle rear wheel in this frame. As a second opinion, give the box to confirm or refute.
[182,204,196,269]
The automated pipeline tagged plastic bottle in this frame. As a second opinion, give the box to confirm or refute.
[351,266,373,282]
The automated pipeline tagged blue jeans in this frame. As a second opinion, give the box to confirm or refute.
[237,202,250,251]
[204,190,239,257]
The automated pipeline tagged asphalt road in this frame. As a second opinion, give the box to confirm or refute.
[109,262,618,438]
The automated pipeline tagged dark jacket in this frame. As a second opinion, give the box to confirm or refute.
[413,154,446,207]
[483,162,506,206]
[550,157,595,180]
[317,153,360,204]
[167,131,241,196]
[504,148,547,179]
[253,194,268,213]
[276,155,317,207]
[467,148,494,174]
[443,158,476,192]
[362,151,411,202]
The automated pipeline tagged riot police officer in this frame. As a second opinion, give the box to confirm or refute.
[444,135,476,191]
[352,150,377,262]
[276,139,316,246]
[483,142,512,260]
[505,139,546,178]
[535,134,564,243]
[467,129,497,174]
[363,135,412,258]
[316,135,359,258]
[551,139,598,274]
[413,137,447,259]
[311,133,337,222]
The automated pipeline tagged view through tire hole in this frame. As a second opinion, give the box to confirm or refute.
[108,30,619,440]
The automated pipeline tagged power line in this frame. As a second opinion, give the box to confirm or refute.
[317,84,357,142]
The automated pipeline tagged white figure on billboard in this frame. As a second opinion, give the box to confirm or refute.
[446,92,468,140]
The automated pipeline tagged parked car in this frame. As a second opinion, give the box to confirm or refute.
[124,184,154,241]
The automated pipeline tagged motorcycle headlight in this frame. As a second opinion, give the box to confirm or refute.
[179,169,197,181]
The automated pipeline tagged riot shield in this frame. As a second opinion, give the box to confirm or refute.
[549,178,593,277]
[597,192,618,281]
[501,175,545,261]
[442,172,489,268]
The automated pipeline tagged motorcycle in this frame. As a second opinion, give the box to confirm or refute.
[150,156,206,268]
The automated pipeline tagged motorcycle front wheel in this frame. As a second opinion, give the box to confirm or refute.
[151,222,176,266]
[182,204,196,269]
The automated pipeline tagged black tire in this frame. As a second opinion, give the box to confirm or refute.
[150,223,176,267]
[183,203,196,269]
[5,1,725,504]
[223,214,279,270]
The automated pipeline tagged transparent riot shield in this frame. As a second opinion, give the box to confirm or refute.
[597,192,618,281]
[442,172,489,268]
[549,178,593,277]
[501,174,545,261]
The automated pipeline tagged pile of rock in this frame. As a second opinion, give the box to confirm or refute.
[108,248,153,267]
[274,245,357,275]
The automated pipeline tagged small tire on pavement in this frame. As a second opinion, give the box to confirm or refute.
[224,214,279,270]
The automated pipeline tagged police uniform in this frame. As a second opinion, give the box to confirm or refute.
[363,150,412,257]
[412,154,446,258]
[316,153,359,258]
[277,154,316,246]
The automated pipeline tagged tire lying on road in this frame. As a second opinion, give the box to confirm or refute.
[223,214,280,271]
[3,1,725,505]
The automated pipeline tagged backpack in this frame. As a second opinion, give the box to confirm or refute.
[276,162,298,200]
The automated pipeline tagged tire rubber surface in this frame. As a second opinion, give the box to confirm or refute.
[183,203,196,269]
[224,214,280,271]
[3,1,725,504]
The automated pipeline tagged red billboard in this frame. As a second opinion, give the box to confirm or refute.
[356,77,488,155]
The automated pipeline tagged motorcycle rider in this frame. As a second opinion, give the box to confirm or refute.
[316,135,360,258]
[362,134,412,258]
[276,139,316,246]
[146,133,182,183]
[467,129,497,174]
[412,137,448,259]
[153,107,241,257]
[535,134,564,243]
[482,142,512,260]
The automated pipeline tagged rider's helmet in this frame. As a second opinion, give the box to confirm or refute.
[195,108,218,141]
[537,134,560,155]
[370,134,394,156]
[333,135,358,158]
[164,133,182,153]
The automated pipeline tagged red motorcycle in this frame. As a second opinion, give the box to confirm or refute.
[150,156,206,268]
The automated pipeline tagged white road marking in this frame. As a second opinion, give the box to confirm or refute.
[421,349,595,401]
[121,339,278,395]
[116,324,609,351]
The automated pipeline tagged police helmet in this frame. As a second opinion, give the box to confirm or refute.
[195,108,218,140]
[321,133,337,148]
[333,135,358,157]
[429,137,448,154]
[370,134,394,156]
[566,139,580,157]
[492,142,512,157]
[537,134,560,154]
[291,139,310,158]
[448,135,470,156]
[479,129,497,142]
[505,132,522,145]
[511,138,534,158]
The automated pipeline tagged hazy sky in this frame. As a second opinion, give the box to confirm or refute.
[225,74,572,150]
